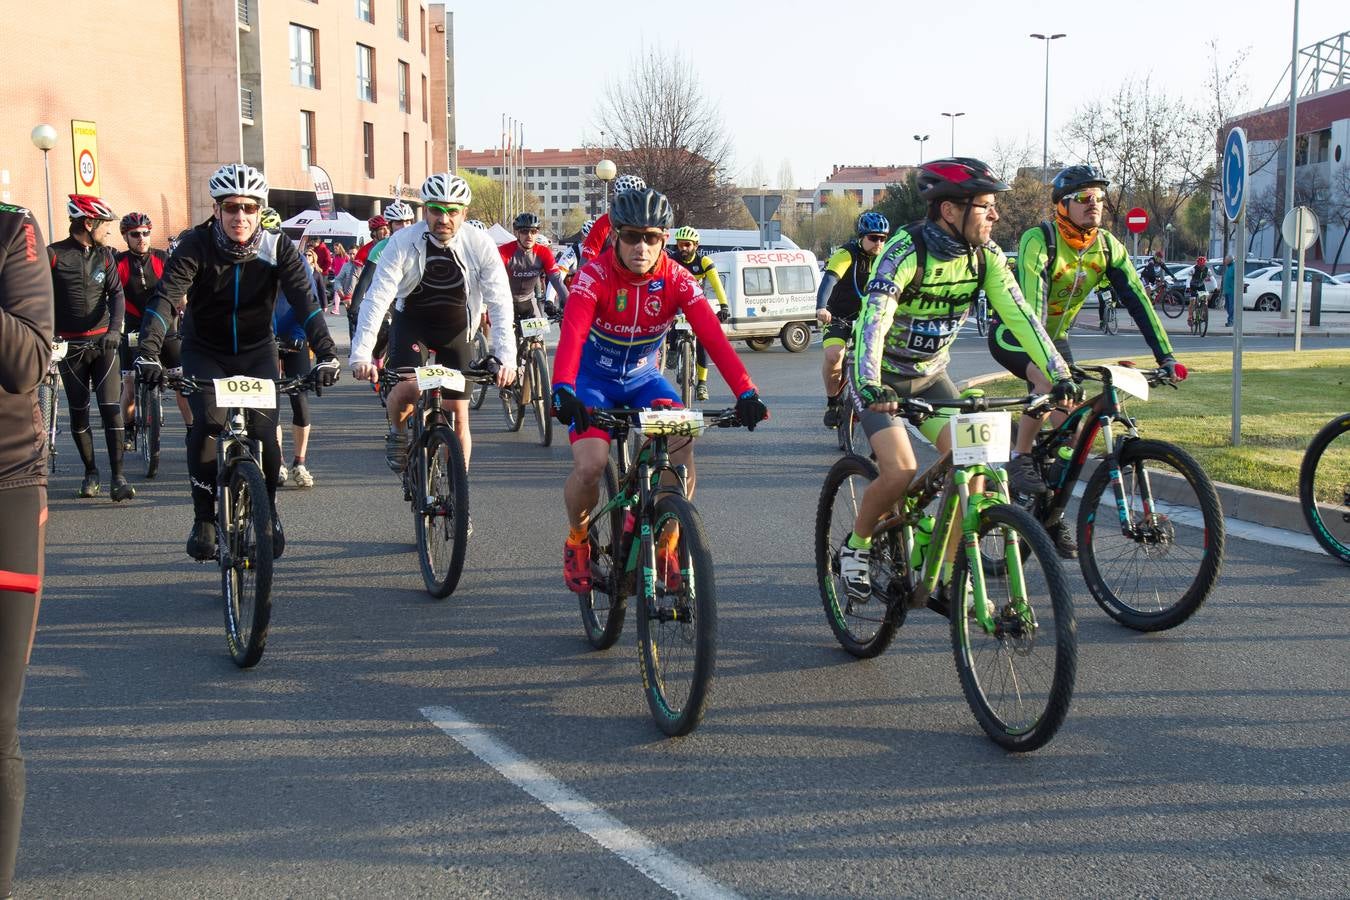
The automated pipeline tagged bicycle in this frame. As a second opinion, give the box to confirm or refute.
[468,328,490,410]
[379,360,499,598]
[974,291,989,337]
[665,314,698,405]
[170,369,328,668]
[1149,277,1186,319]
[1009,362,1225,631]
[815,390,1077,752]
[1299,412,1350,564]
[576,405,747,736]
[1186,288,1209,337]
[36,339,71,475]
[499,316,554,446]
[129,331,178,479]
[1097,289,1120,335]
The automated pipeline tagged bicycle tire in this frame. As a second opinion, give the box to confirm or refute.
[1105,305,1119,335]
[950,503,1076,752]
[469,331,489,409]
[636,493,717,736]
[139,382,163,479]
[1078,438,1225,631]
[1197,303,1208,338]
[976,300,988,337]
[837,398,856,453]
[528,347,552,447]
[675,340,695,406]
[1162,288,1186,318]
[413,425,470,598]
[500,379,524,432]
[815,454,904,658]
[580,459,629,649]
[37,379,57,475]
[1299,413,1350,564]
[221,461,274,668]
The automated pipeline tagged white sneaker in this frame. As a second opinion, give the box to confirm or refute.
[290,463,314,489]
[838,543,872,604]
[276,463,288,487]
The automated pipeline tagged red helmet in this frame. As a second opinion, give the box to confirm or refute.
[68,194,116,221]
[368,215,389,230]
[1196,256,1207,266]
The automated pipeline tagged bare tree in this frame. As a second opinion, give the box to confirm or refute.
[988,138,1037,184]
[1245,184,1279,255]
[992,173,1054,251]
[785,195,860,259]
[1326,167,1350,271]
[594,48,738,226]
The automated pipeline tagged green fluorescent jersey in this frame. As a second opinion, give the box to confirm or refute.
[1016,223,1173,360]
[852,227,1069,384]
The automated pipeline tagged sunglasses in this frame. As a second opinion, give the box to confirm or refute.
[618,229,665,247]
[219,200,260,215]
[516,227,539,234]
[863,233,887,242]
[127,230,151,239]
[426,203,465,216]
[1067,191,1105,205]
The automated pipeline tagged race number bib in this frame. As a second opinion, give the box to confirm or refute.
[520,317,550,338]
[50,340,69,364]
[213,376,276,409]
[415,365,466,392]
[126,333,139,348]
[1104,365,1150,401]
[673,314,692,332]
[950,412,1011,465]
[638,407,705,437]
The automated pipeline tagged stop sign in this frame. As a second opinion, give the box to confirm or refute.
[1126,207,1149,234]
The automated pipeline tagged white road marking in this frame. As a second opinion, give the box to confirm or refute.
[420,705,744,900]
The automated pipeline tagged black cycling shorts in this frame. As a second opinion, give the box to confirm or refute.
[857,368,960,444]
[987,322,1072,385]
[386,312,471,399]
[822,319,853,348]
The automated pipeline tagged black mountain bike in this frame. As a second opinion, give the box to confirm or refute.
[665,314,698,405]
[499,316,554,446]
[1096,289,1120,335]
[172,370,328,668]
[130,332,177,479]
[577,405,746,736]
[1011,362,1224,631]
[468,329,490,410]
[1300,412,1350,564]
[974,292,989,336]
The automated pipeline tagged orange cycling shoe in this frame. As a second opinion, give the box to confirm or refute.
[655,526,682,592]
[563,535,593,593]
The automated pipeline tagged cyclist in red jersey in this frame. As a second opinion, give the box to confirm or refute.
[499,212,570,322]
[580,173,646,264]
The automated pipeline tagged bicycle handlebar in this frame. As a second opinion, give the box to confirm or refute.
[1071,362,1183,387]
[378,357,502,388]
[588,406,746,430]
[165,371,324,397]
[898,393,1052,421]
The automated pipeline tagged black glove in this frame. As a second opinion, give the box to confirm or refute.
[99,330,122,352]
[1158,355,1180,382]
[313,356,340,395]
[552,386,590,432]
[735,390,769,431]
[542,301,559,318]
[1050,378,1083,405]
[134,356,163,386]
[857,383,899,409]
[717,306,730,323]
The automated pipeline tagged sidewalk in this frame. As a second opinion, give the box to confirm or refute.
[1080,303,1350,337]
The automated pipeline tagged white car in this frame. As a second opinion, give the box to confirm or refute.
[1242,265,1350,312]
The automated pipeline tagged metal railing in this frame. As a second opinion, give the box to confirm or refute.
[240,88,255,122]
[237,0,249,27]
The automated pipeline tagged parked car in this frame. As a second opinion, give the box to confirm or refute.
[1242,265,1350,312]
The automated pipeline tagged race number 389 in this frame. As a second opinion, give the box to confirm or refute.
[214,376,277,409]
[950,411,1010,465]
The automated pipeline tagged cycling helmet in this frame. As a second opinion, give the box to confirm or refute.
[609,188,674,230]
[367,214,389,231]
[383,200,413,222]
[855,212,890,236]
[259,207,282,231]
[1051,164,1110,203]
[67,194,116,221]
[580,218,595,237]
[119,212,152,234]
[513,212,541,230]
[1196,256,1207,266]
[207,163,269,202]
[612,173,647,195]
[466,219,487,230]
[916,158,1010,203]
[672,226,700,243]
[420,173,472,205]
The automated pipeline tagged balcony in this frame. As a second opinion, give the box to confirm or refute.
[236,0,250,29]
[240,87,255,124]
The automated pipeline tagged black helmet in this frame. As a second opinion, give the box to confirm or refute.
[609,188,674,230]
[916,158,1010,203]
[513,212,541,230]
[1052,164,1110,203]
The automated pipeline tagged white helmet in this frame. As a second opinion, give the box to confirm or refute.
[208,163,269,203]
[612,174,646,195]
[466,219,487,230]
[420,173,472,205]
[383,200,413,222]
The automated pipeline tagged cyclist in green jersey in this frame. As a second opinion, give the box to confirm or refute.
[666,226,730,401]
[818,211,889,428]
[990,165,1179,513]
[838,158,1073,602]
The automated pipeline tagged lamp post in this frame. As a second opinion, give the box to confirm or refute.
[1030,33,1066,179]
[913,134,929,165]
[1164,222,1175,261]
[595,158,616,213]
[941,112,964,156]
[30,124,58,241]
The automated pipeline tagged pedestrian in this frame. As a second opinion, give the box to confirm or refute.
[1222,255,1236,327]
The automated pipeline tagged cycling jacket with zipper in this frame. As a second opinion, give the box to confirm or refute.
[48,235,124,338]
[0,205,54,490]
[137,220,335,361]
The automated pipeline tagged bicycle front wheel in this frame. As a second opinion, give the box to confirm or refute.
[500,379,524,432]
[528,346,552,446]
[1162,289,1186,318]
[976,301,988,336]
[469,331,489,409]
[580,459,628,649]
[1078,438,1225,631]
[637,494,717,736]
[815,454,904,658]
[37,379,57,475]
[1300,413,1350,564]
[221,461,274,668]
[951,504,1076,752]
[414,425,470,598]
[1105,305,1119,335]
[675,340,695,406]
[138,382,162,479]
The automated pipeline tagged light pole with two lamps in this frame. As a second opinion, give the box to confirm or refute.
[913,134,929,165]
[1030,33,1066,179]
[940,112,964,156]
[30,124,58,241]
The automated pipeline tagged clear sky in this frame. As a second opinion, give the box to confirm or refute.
[449,0,1346,188]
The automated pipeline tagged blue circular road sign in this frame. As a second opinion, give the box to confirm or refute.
[1223,127,1247,222]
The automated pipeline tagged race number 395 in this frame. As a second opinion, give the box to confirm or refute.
[213,376,277,409]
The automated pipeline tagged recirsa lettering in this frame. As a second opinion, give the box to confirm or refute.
[744,252,807,265]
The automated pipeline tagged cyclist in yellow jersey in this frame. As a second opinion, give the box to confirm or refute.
[817,211,889,427]
[666,226,730,401]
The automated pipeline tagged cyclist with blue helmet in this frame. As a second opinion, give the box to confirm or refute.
[817,211,889,428]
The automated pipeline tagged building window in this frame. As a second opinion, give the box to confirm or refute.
[289,24,318,88]
[421,74,428,122]
[403,132,411,185]
[363,122,375,178]
[357,0,373,24]
[396,0,409,39]
[300,110,316,169]
[397,61,410,112]
[420,6,427,54]
[356,44,376,101]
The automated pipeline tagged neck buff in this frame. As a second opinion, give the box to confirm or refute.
[1054,206,1098,252]
[921,219,973,261]
[212,217,263,262]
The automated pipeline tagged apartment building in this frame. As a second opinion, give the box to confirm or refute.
[814,165,914,210]
[456,148,611,233]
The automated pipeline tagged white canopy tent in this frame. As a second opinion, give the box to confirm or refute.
[487,223,515,246]
[279,210,369,245]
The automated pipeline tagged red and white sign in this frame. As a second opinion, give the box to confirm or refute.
[1125,207,1149,235]
[77,150,96,188]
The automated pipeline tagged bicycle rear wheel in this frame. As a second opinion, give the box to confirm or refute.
[138,381,162,479]
[221,461,274,668]
[1299,413,1350,564]
[528,346,552,446]
[414,425,470,597]
[1105,304,1119,335]
[580,459,628,649]
[675,340,695,406]
[815,454,904,658]
[1162,288,1186,318]
[1078,438,1225,630]
[950,504,1076,752]
[637,494,717,736]
[469,331,489,409]
[1196,302,1209,337]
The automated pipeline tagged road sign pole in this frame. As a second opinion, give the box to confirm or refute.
[1132,233,1138,257]
[1232,211,1244,447]
[1294,216,1306,351]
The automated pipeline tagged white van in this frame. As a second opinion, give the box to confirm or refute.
[707,249,820,352]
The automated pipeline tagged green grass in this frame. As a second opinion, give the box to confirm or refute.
[973,349,1350,497]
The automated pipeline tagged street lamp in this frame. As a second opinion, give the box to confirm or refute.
[595,158,616,213]
[30,124,58,241]
[1164,222,1175,261]
[1030,33,1066,179]
[913,134,929,165]
[940,112,964,156]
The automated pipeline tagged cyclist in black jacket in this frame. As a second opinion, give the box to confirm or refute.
[137,164,339,561]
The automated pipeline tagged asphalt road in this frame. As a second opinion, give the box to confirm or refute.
[20,319,1350,897]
